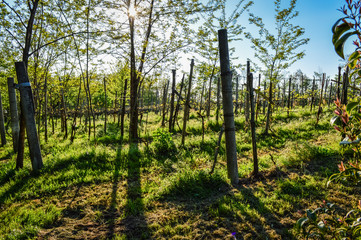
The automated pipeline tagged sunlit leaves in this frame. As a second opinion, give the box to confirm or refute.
[246,0,309,83]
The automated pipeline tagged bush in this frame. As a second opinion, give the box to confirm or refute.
[151,128,176,155]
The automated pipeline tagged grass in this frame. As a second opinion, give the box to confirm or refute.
[0,106,357,239]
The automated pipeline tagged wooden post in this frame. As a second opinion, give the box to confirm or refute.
[247,65,258,176]
[7,77,19,152]
[206,67,215,118]
[337,66,341,100]
[120,78,128,136]
[218,29,238,185]
[265,81,272,135]
[172,74,185,131]
[263,81,266,115]
[216,76,221,123]
[310,78,316,112]
[287,77,291,117]
[0,91,6,146]
[328,82,333,106]
[341,67,349,105]
[245,70,250,124]
[161,79,169,127]
[316,73,325,125]
[181,59,194,146]
[15,62,43,171]
[169,70,176,132]
[104,77,107,134]
[235,76,239,115]
[255,74,261,122]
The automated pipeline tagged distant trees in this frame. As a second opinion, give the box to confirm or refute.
[246,0,309,134]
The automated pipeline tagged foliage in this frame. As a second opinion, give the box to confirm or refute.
[296,201,361,239]
[297,100,361,239]
[246,0,309,83]
[332,0,361,80]
[332,99,361,143]
[151,128,176,155]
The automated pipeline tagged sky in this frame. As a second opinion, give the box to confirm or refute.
[222,0,346,80]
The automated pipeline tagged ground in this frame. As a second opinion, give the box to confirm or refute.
[0,107,359,239]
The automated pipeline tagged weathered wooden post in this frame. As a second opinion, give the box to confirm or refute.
[328,82,333,106]
[15,62,43,171]
[7,77,19,152]
[206,68,215,118]
[218,29,239,185]
[103,77,107,134]
[161,79,169,127]
[341,67,349,105]
[120,78,128,136]
[169,70,176,132]
[255,74,261,122]
[337,66,341,100]
[316,73,325,125]
[310,77,316,111]
[247,63,258,176]
[216,76,221,123]
[235,76,239,115]
[172,74,185,131]
[0,91,6,146]
[265,81,272,135]
[287,77,292,117]
[181,59,194,146]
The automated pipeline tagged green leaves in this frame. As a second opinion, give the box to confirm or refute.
[347,101,359,112]
[332,18,359,59]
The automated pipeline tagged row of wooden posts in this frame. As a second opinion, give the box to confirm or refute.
[0,30,351,179]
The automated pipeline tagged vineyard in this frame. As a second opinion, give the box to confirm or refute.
[1,0,361,239]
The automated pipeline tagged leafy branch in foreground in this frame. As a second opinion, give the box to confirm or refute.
[296,201,361,239]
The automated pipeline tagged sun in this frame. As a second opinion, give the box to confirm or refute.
[128,5,136,18]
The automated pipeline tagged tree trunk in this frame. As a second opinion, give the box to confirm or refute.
[218,29,238,185]
[181,59,194,146]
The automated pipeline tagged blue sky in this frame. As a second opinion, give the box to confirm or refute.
[231,0,346,79]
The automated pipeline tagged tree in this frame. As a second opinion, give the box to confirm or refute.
[246,0,309,134]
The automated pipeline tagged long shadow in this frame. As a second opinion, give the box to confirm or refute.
[120,143,150,239]
[235,183,293,239]
[0,149,114,204]
[106,139,123,239]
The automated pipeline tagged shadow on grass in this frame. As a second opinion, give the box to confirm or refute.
[155,170,294,238]
[0,149,115,203]
[105,139,123,239]
[118,143,150,239]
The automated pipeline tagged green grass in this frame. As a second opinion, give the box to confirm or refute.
[0,106,355,239]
